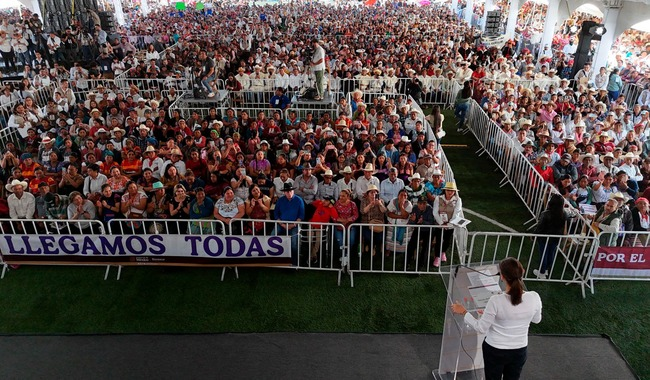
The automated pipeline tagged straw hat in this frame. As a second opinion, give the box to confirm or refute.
[442,182,458,192]
[363,163,375,172]
[365,184,379,193]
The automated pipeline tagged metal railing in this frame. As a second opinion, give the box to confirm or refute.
[465,99,596,235]
[346,223,465,286]
[467,231,597,298]
[229,218,348,281]
[621,81,644,107]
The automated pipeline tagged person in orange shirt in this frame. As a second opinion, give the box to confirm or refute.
[121,150,142,179]
[18,153,41,181]
[29,167,56,194]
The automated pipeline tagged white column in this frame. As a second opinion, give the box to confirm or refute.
[141,0,150,17]
[30,0,43,20]
[592,7,621,71]
[464,0,474,24]
[539,0,560,58]
[480,0,496,32]
[505,0,520,38]
[451,0,459,17]
[112,0,127,26]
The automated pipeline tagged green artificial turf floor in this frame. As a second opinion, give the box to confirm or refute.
[0,109,647,378]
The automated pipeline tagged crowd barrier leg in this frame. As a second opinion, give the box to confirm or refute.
[221,267,239,281]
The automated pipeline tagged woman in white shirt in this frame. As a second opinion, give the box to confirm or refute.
[451,257,542,380]
[145,44,160,62]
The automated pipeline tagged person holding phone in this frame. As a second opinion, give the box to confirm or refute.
[451,258,542,380]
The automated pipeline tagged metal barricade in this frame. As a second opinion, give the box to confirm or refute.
[283,107,338,122]
[621,82,643,107]
[0,126,23,150]
[0,97,20,130]
[229,219,349,285]
[116,77,191,94]
[108,218,225,236]
[465,99,596,234]
[0,218,108,278]
[467,231,597,298]
[107,218,235,281]
[72,79,116,101]
[346,223,465,283]
[30,85,56,108]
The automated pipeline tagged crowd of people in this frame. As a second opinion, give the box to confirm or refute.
[0,2,478,269]
[1,0,649,269]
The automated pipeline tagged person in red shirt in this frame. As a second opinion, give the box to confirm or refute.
[308,197,339,264]
[594,133,615,154]
[533,153,554,186]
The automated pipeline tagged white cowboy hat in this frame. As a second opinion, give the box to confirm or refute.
[408,173,422,182]
[323,169,333,176]
[5,179,28,193]
[339,166,353,175]
[111,127,126,136]
[363,163,375,172]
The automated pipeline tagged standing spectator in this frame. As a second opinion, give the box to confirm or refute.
[407,196,435,271]
[0,30,17,74]
[607,69,623,102]
[274,183,305,265]
[532,194,567,279]
[432,182,462,268]
[310,38,325,100]
[454,81,472,132]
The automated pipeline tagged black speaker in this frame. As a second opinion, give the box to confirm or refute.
[99,12,114,31]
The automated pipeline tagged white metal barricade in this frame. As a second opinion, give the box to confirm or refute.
[106,218,236,281]
[283,107,339,122]
[0,126,23,150]
[346,223,465,284]
[467,231,597,298]
[465,100,596,234]
[229,218,349,285]
[621,82,643,107]
[0,218,108,279]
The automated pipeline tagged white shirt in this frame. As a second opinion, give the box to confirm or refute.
[312,45,325,71]
[8,192,36,219]
[464,291,542,349]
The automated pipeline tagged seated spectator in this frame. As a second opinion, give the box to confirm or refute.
[66,191,98,234]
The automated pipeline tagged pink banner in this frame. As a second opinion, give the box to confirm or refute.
[591,246,650,278]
